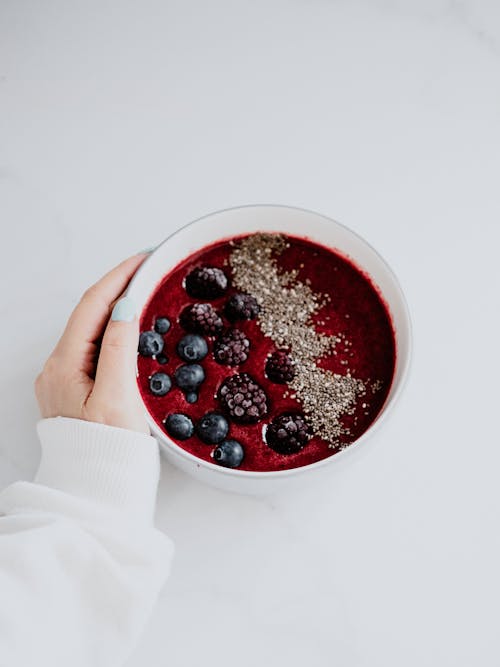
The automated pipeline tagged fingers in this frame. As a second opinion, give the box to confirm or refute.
[54,253,147,366]
[92,296,140,401]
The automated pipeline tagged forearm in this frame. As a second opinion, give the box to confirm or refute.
[0,418,173,667]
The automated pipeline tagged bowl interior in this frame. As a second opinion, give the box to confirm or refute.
[127,205,411,477]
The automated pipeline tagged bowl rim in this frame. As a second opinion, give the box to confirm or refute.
[127,203,413,479]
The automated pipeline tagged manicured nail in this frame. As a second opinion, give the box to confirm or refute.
[137,245,156,255]
[111,296,136,322]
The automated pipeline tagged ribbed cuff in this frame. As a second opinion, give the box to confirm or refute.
[35,417,160,522]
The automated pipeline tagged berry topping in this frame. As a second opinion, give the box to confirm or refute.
[185,391,198,404]
[174,363,205,392]
[149,372,172,396]
[213,328,250,366]
[164,413,194,440]
[218,373,268,423]
[154,317,171,334]
[185,266,228,299]
[138,331,164,357]
[265,413,311,454]
[180,303,224,336]
[156,353,168,365]
[213,440,245,468]
[196,412,229,444]
[265,350,295,384]
[177,333,208,362]
[224,293,260,320]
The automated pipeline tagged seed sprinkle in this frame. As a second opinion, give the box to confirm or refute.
[230,233,366,448]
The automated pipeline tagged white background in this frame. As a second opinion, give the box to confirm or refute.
[1,1,499,665]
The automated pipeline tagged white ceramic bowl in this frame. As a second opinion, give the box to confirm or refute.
[127,205,412,495]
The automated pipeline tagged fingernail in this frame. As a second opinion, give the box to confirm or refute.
[137,245,157,255]
[111,296,136,322]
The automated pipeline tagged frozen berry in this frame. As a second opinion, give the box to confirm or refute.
[213,440,244,468]
[154,317,171,334]
[164,413,194,440]
[218,373,268,423]
[149,372,172,396]
[185,266,228,299]
[224,293,260,320]
[177,333,208,362]
[265,413,310,454]
[174,364,205,392]
[213,329,250,366]
[138,331,164,357]
[180,303,223,336]
[196,412,229,444]
[265,351,295,384]
[185,391,198,404]
[156,354,168,365]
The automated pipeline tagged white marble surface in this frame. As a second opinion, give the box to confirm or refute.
[1,1,500,665]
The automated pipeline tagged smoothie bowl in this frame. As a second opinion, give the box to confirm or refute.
[126,205,411,494]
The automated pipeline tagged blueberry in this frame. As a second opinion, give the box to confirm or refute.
[213,439,244,468]
[185,391,198,404]
[164,413,194,440]
[154,317,171,334]
[149,372,172,396]
[138,331,164,357]
[177,334,208,362]
[196,412,229,444]
[174,363,205,392]
[156,353,168,365]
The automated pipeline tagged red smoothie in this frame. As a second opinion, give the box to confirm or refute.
[137,233,396,472]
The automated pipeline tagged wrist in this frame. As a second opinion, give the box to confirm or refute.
[35,417,161,522]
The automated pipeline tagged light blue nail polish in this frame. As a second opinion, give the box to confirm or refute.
[137,245,156,255]
[111,296,136,322]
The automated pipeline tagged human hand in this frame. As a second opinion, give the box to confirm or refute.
[35,254,149,434]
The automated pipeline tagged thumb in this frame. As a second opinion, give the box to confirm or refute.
[93,295,140,400]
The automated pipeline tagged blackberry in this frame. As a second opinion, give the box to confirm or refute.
[213,328,250,366]
[265,351,295,384]
[185,266,228,299]
[265,413,311,454]
[218,373,268,423]
[224,293,260,321]
[180,303,223,336]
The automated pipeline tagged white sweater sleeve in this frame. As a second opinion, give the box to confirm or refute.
[0,417,174,667]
